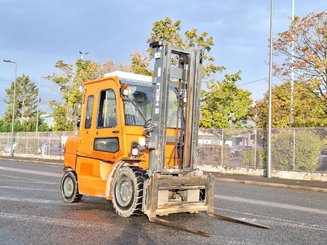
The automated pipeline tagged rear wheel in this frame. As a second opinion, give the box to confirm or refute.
[60,171,82,203]
[112,166,146,217]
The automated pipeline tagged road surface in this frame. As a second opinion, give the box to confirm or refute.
[0,160,326,244]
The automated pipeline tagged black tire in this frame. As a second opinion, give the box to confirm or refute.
[60,171,82,203]
[112,166,147,217]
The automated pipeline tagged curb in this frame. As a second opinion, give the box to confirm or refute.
[0,157,63,166]
[217,177,327,193]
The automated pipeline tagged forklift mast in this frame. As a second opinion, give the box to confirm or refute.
[147,41,202,174]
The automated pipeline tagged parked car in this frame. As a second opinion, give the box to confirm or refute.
[317,148,327,172]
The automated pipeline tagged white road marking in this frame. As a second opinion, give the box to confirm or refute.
[215,194,327,215]
[0,179,58,185]
[0,196,63,205]
[0,173,58,184]
[0,212,111,229]
[0,166,61,177]
[0,186,57,192]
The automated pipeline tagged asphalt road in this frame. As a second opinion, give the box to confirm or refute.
[0,160,326,245]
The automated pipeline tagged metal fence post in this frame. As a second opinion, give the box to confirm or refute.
[292,128,296,171]
[221,129,224,166]
[254,128,257,168]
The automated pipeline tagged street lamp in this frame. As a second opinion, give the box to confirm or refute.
[290,0,295,125]
[78,51,89,60]
[3,59,17,157]
[36,80,40,136]
[267,0,274,178]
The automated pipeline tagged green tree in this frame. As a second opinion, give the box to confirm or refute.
[147,17,252,128]
[200,72,253,128]
[1,75,48,132]
[147,17,224,79]
[273,12,327,114]
[46,59,100,131]
[46,58,130,131]
[129,52,152,76]
[255,81,327,128]
[4,75,38,122]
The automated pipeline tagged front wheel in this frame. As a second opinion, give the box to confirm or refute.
[112,166,146,217]
[60,171,82,203]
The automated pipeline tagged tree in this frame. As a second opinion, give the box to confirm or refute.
[129,52,152,76]
[46,59,100,131]
[1,75,49,132]
[147,17,224,79]
[46,59,130,131]
[4,75,38,122]
[147,17,252,128]
[273,12,327,114]
[255,81,327,128]
[200,72,253,128]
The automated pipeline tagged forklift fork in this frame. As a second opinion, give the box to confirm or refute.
[148,211,269,238]
[207,212,270,229]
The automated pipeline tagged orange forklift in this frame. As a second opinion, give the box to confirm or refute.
[61,41,268,236]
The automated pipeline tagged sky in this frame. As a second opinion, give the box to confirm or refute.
[0,0,326,116]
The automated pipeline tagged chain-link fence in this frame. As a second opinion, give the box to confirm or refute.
[0,128,326,173]
[197,128,327,173]
[0,131,76,160]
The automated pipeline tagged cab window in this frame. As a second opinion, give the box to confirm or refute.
[85,95,94,129]
[97,89,117,128]
[123,85,153,126]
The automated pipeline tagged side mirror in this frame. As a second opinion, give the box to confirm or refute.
[76,116,81,128]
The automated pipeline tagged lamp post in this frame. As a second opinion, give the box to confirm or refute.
[290,0,295,125]
[78,51,89,60]
[36,80,40,136]
[290,0,296,170]
[267,0,274,178]
[3,59,17,157]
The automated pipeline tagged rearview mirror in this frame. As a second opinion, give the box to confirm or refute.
[76,116,81,128]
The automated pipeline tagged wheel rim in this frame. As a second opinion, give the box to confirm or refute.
[63,177,74,198]
[115,175,133,208]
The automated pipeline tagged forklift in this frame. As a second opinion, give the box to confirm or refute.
[61,41,269,236]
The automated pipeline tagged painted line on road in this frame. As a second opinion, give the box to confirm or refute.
[0,196,63,205]
[0,212,112,229]
[214,207,327,232]
[0,186,57,192]
[215,194,327,215]
[0,196,106,209]
[0,166,61,177]
[0,173,58,184]
[0,178,58,185]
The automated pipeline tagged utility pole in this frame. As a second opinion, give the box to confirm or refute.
[290,0,295,125]
[291,0,296,170]
[3,59,17,157]
[267,0,274,178]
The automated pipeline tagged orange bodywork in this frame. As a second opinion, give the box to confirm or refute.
[64,76,178,199]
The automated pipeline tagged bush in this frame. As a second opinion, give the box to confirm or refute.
[241,148,266,169]
[272,130,323,171]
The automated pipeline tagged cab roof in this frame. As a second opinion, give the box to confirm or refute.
[104,71,152,85]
